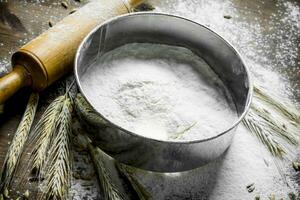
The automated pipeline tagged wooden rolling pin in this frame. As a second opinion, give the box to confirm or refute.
[0,0,143,104]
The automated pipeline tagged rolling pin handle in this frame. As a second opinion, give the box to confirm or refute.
[0,65,32,104]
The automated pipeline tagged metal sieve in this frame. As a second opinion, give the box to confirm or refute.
[74,12,252,172]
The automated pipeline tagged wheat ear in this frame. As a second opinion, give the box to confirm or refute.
[243,86,300,157]
[117,164,153,200]
[251,105,298,145]
[89,147,125,199]
[243,110,286,157]
[40,95,72,200]
[77,133,125,200]
[74,93,107,126]
[254,86,300,123]
[0,92,39,190]
[30,95,65,174]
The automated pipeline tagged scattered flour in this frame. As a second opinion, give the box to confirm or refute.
[130,125,296,200]
[125,1,299,199]
[82,43,237,141]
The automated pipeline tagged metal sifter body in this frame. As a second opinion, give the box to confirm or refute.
[75,13,253,172]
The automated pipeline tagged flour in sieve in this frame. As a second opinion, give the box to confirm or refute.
[81,43,238,141]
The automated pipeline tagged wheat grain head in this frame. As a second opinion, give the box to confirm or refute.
[0,93,39,190]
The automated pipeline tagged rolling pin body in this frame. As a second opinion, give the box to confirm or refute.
[0,0,142,104]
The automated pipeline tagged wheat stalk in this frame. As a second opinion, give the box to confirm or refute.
[40,96,72,200]
[0,92,39,190]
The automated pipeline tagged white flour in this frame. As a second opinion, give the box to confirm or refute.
[82,43,237,141]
